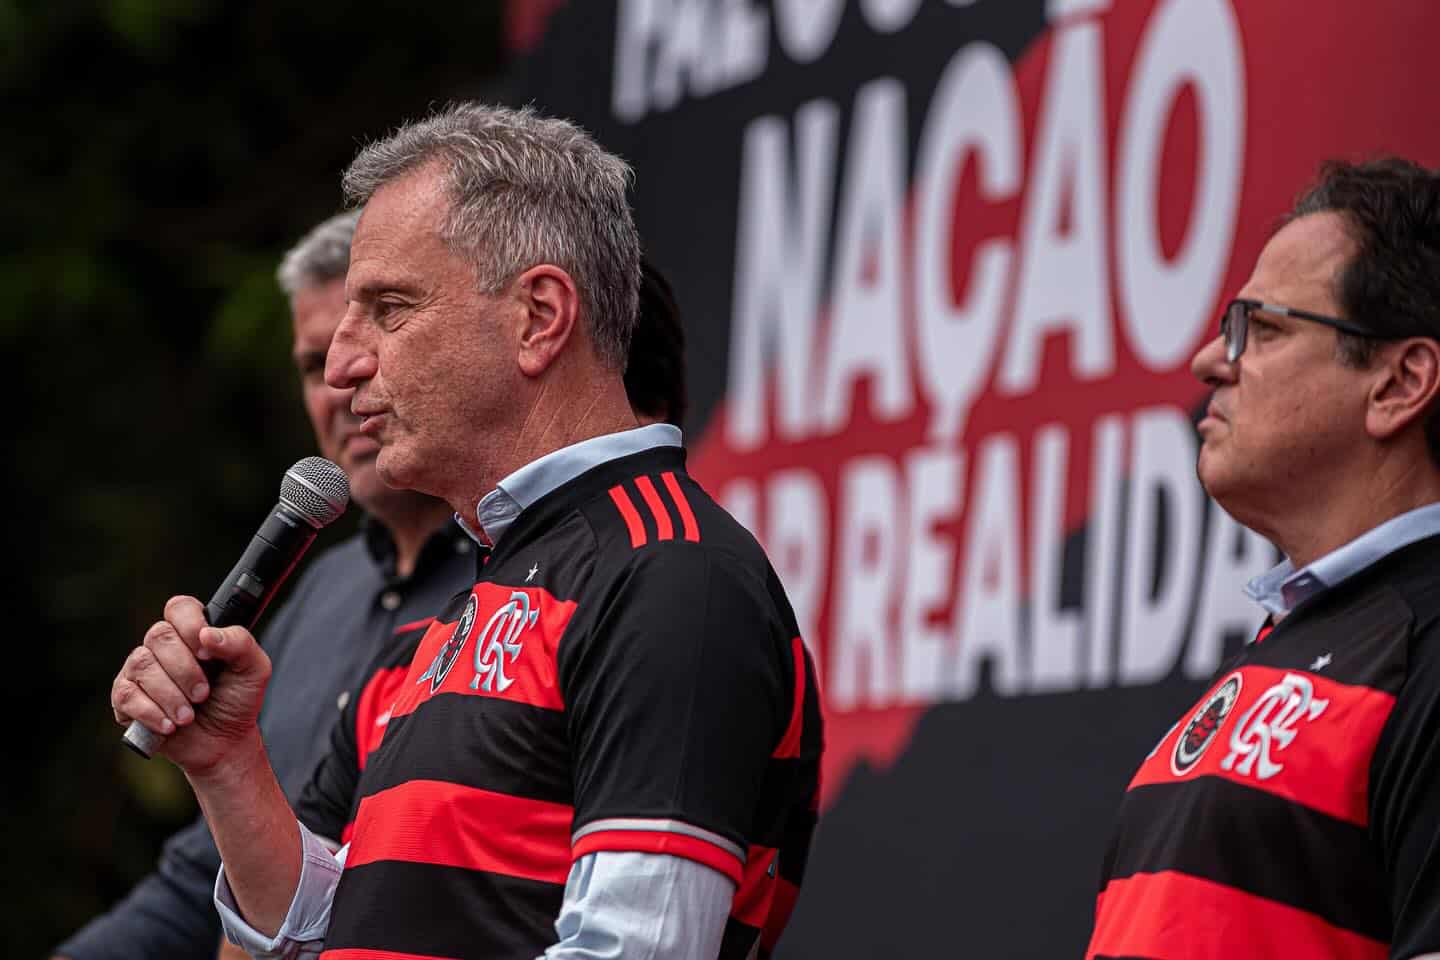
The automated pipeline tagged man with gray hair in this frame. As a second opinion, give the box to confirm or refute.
[55,212,473,960]
[110,102,821,960]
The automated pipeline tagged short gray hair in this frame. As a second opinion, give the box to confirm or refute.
[276,209,360,297]
[342,102,641,371]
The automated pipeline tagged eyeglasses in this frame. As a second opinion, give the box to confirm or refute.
[1219,298,1384,363]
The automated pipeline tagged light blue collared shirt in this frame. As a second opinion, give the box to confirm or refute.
[1244,502,1440,619]
[462,423,683,547]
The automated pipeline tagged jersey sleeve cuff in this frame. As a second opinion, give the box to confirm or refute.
[571,817,745,886]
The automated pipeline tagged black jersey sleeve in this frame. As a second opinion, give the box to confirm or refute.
[562,542,792,885]
[294,617,434,847]
[1370,617,1440,958]
[294,680,362,849]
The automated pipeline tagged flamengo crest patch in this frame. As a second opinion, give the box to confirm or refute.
[420,593,479,694]
[1171,672,1243,776]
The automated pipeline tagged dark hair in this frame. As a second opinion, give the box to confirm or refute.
[624,258,688,427]
[1290,157,1440,461]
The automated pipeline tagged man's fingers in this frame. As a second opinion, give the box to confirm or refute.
[144,617,212,707]
[199,625,268,681]
[163,595,210,651]
[111,647,186,734]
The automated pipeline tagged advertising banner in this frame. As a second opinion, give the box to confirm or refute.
[506,2,1440,952]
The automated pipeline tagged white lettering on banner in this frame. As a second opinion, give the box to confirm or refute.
[951,435,1024,699]
[706,0,1256,711]
[774,0,846,64]
[715,0,770,95]
[1117,0,1245,370]
[649,0,709,112]
[729,102,838,450]
[820,77,913,433]
[1047,0,1114,22]
[1119,406,1202,686]
[1000,18,1115,394]
[725,415,1269,710]
[914,43,1021,443]
[861,0,924,34]
[612,0,659,122]
[1084,415,1127,688]
[901,448,965,701]
[1187,505,1277,678]
[767,470,830,668]
[719,477,759,537]
[612,0,769,121]
[1030,425,1084,692]
[829,457,902,710]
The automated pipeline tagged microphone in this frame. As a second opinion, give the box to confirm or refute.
[122,457,351,759]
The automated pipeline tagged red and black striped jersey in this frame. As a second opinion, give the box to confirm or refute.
[296,614,438,848]
[316,445,822,960]
[1087,534,1440,959]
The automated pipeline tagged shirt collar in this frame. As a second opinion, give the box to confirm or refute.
[1243,501,1440,619]
[460,423,683,547]
[361,511,470,580]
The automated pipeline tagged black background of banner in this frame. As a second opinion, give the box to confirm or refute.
[503,2,1251,954]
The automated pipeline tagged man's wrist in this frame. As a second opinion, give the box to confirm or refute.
[182,729,268,794]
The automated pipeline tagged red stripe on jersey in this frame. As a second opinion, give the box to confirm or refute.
[346,780,573,885]
[1128,665,1394,826]
[389,584,572,720]
[395,616,437,634]
[660,471,700,541]
[354,665,409,772]
[1255,623,1274,643]
[321,948,452,959]
[773,637,806,759]
[572,829,743,885]
[1128,667,1388,829]
[731,844,779,928]
[634,475,674,540]
[608,485,647,548]
[1087,870,1387,959]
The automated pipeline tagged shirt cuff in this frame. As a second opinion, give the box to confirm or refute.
[213,819,345,958]
[543,850,735,959]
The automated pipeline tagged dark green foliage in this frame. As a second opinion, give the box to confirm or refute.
[4,4,503,953]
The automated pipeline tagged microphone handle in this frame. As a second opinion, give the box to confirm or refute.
[121,505,319,759]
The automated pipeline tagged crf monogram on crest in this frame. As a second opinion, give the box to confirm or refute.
[472,591,539,693]
[1221,673,1329,781]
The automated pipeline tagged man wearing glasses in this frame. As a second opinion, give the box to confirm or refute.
[1087,158,1440,959]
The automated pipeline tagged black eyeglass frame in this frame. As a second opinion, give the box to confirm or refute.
[1220,298,1393,363]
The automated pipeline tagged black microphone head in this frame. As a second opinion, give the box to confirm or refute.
[280,457,350,529]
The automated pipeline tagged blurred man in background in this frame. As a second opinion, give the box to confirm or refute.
[110,102,821,960]
[1087,158,1440,958]
[55,211,473,960]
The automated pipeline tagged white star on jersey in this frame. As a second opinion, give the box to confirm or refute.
[527,563,539,583]
[1309,653,1333,671]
